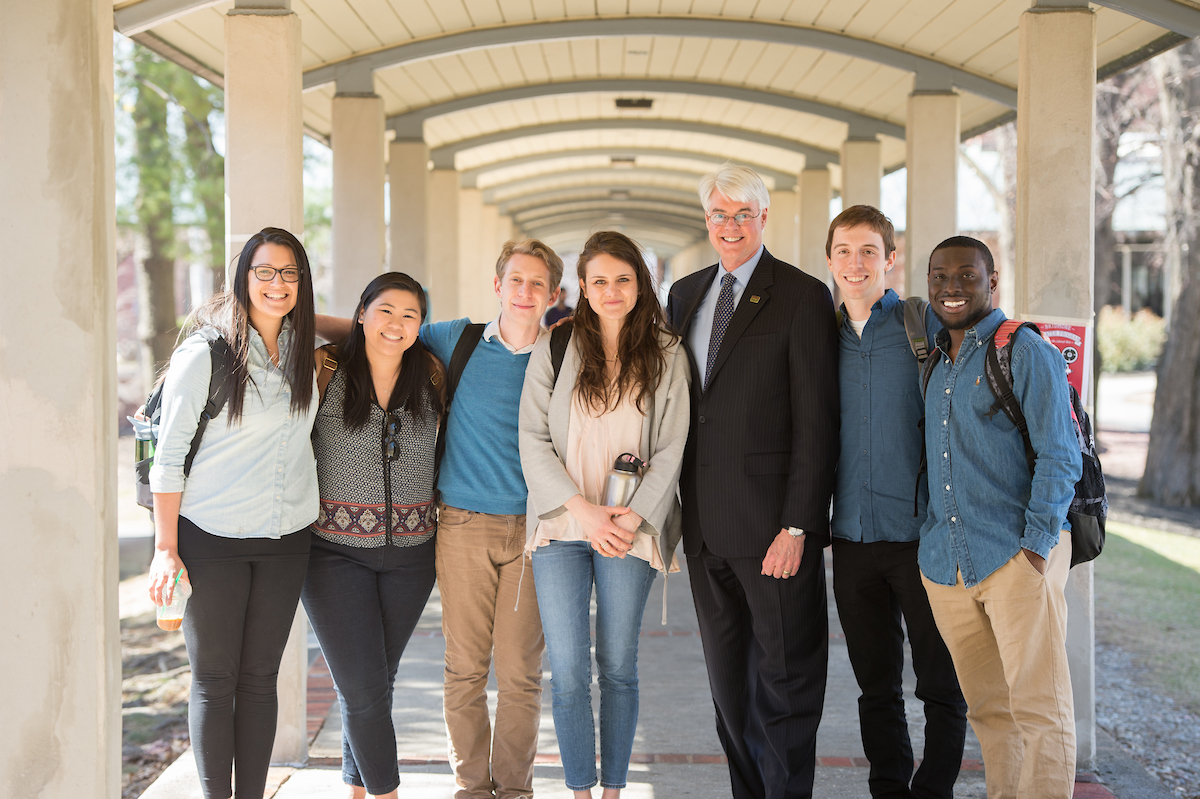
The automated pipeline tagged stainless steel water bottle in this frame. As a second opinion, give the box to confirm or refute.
[602,453,648,507]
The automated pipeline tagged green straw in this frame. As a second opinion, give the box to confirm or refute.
[170,568,182,601]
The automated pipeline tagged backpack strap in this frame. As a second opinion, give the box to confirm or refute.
[983,320,1039,474]
[182,337,235,477]
[902,297,931,364]
[315,344,338,400]
[435,323,486,484]
[550,319,574,384]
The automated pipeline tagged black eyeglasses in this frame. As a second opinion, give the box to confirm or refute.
[383,412,402,462]
[252,265,301,283]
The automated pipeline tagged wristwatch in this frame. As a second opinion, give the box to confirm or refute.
[787,527,805,537]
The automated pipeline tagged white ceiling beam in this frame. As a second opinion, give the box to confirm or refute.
[1092,0,1200,37]
[114,0,226,36]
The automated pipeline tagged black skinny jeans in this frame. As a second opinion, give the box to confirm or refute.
[178,516,311,799]
[301,535,436,794]
[831,538,968,799]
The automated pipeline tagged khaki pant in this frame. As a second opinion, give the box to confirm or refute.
[436,505,545,799]
[922,535,1075,799]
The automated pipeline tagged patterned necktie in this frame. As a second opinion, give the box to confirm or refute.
[705,273,737,388]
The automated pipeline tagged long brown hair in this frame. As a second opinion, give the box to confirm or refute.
[187,227,316,422]
[572,231,677,413]
[337,272,443,429]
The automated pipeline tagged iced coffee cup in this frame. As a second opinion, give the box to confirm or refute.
[156,577,192,631]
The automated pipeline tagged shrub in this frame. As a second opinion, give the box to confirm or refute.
[1098,306,1166,373]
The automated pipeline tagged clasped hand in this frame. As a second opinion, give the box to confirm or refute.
[565,495,640,558]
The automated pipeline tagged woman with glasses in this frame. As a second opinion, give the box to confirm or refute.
[301,272,444,799]
[147,228,319,799]
[519,231,690,799]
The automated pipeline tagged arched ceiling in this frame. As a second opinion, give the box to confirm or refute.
[117,0,1195,253]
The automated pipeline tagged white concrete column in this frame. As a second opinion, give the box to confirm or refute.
[224,2,308,764]
[480,203,500,313]
[0,2,120,796]
[331,89,385,316]
[458,187,486,321]
[389,139,429,285]
[224,4,304,267]
[426,169,460,321]
[799,168,833,286]
[1017,1,1097,768]
[905,92,960,298]
[764,188,799,267]
[842,137,883,210]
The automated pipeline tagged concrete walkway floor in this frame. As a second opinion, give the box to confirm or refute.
[139,553,1171,799]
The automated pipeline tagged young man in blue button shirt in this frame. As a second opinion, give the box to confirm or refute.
[826,206,967,799]
[920,236,1082,798]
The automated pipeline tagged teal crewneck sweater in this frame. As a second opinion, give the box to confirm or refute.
[421,318,532,515]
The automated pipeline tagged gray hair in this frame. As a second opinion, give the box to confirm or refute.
[698,164,771,213]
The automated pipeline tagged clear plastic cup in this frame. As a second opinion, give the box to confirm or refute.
[156,579,192,631]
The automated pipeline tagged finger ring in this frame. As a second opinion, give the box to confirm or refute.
[783,571,790,577]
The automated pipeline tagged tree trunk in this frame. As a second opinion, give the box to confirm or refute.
[133,53,179,392]
[1141,41,1200,505]
[172,73,225,295]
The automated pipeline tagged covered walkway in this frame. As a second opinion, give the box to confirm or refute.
[5,1,1200,796]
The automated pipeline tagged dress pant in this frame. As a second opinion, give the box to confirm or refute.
[688,541,828,799]
[436,505,545,799]
[922,534,1075,799]
[831,538,967,799]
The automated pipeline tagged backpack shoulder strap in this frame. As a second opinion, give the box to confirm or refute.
[550,319,574,384]
[315,344,338,400]
[983,320,1039,474]
[445,323,486,408]
[902,297,931,364]
[920,343,940,398]
[435,323,486,484]
[182,336,235,477]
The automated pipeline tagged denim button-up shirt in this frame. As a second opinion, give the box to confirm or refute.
[918,309,1081,586]
[149,324,319,538]
[833,290,941,544]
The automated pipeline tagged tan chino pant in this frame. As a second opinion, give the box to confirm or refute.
[922,534,1075,799]
[436,505,545,799]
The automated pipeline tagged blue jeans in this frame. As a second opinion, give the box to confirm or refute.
[301,536,436,794]
[531,539,657,790]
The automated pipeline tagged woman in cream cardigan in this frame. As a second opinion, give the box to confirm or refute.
[519,230,690,799]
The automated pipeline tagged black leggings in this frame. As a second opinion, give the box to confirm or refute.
[178,517,311,799]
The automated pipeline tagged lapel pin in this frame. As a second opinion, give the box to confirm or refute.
[749,295,761,303]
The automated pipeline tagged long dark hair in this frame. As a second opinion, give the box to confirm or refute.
[337,272,443,429]
[188,227,316,422]
[572,231,677,413]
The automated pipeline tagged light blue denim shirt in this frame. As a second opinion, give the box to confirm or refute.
[148,324,319,538]
[919,309,1081,587]
[832,290,942,543]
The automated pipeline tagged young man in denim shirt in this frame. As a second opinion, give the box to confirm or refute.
[921,236,1082,798]
[826,206,967,799]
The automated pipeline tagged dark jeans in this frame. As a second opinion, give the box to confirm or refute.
[301,536,436,794]
[831,538,968,799]
[178,517,311,799]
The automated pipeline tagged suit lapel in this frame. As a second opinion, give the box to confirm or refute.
[678,264,718,338]
[704,251,775,391]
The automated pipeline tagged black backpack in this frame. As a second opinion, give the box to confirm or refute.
[920,320,1107,567]
[135,337,235,511]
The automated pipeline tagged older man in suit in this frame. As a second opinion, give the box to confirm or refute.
[666,164,840,799]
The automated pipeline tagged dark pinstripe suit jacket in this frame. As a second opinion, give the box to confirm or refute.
[666,249,840,559]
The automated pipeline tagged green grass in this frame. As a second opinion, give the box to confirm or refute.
[1094,521,1200,712]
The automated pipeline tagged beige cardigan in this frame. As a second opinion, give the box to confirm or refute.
[518,328,691,569]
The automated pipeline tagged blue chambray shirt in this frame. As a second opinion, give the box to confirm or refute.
[919,309,1082,587]
[832,290,942,543]
[148,324,319,538]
